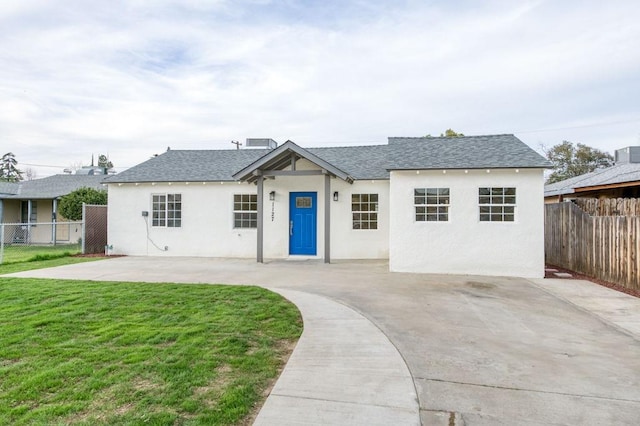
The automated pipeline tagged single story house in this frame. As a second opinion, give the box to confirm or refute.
[0,172,107,244]
[105,134,550,278]
[545,146,640,202]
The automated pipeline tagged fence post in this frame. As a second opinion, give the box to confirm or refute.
[0,223,4,265]
[81,203,86,255]
[52,198,58,246]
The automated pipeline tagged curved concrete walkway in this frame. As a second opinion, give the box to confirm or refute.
[255,289,419,425]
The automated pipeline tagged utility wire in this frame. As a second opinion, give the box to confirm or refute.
[514,118,640,134]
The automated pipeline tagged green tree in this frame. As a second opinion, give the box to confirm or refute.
[0,152,23,182]
[58,187,108,220]
[425,129,465,137]
[545,141,613,184]
[440,128,464,137]
[97,154,113,170]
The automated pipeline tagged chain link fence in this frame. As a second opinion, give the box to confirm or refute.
[0,205,108,265]
[0,221,83,265]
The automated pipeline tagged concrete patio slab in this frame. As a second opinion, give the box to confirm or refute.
[532,278,640,339]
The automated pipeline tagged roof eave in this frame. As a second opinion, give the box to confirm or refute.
[387,166,550,171]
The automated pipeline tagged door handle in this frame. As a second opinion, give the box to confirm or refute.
[290,221,293,236]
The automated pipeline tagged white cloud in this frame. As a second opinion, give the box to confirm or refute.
[1,0,639,175]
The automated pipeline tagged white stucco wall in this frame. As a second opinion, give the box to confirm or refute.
[107,170,389,260]
[261,174,389,260]
[329,179,389,259]
[108,182,260,257]
[388,169,545,278]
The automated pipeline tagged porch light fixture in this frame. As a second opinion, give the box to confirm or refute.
[269,191,276,201]
[333,191,339,201]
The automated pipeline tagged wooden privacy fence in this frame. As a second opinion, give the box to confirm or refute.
[82,204,107,255]
[574,197,640,216]
[545,201,639,292]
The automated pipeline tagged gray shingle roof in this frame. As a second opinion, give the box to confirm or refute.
[105,135,548,184]
[308,145,390,179]
[0,175,107,200]
[387,134,551,170]
[0,182,20,195]
[105,150,268,183]
[544,163,640,197]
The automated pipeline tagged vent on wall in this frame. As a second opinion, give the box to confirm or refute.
[246,138,278,149]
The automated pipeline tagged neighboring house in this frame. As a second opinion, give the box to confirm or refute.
[0,172,107,244]
[545,146,640,202]
[105,135,550,278]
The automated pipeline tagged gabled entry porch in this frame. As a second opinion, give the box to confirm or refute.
[232,140,354,263]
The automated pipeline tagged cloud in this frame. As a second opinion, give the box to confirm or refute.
[1,0,639,176]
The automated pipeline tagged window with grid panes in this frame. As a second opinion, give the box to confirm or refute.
[233,194,257,228]
[351,194,378,229]
[152,194,182,227]
[478,187,516,222]
[414,188,449,221]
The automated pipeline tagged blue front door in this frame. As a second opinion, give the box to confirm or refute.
[289,192,317,255]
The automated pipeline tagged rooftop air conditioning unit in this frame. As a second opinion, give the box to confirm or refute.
[245,138,278,149]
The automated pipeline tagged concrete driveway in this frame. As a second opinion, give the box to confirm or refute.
[8,257,640,425]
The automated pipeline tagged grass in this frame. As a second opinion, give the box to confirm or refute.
[1,244,81,264]
[0,256,102,275]
[0,278,302,425]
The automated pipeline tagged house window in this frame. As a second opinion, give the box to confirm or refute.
[20,201,38,224]
[152,194,182,227]
[234,194,257,228]
[415,188,449,222]
[479,187,516,222]
[352,194,378,230]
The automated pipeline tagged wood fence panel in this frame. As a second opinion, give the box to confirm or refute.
[575,197,640,216]
[545,201,640,291]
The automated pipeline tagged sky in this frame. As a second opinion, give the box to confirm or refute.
[1,0,640,178]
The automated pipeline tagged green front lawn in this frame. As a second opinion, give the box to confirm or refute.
[1,244,81,264]
[0,278,302,425]
[0,256,101,275]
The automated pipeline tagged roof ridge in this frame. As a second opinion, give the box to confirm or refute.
[390,134,515,139]
[308,144,387,149]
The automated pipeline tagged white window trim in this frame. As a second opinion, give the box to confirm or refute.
[478,187,516,222]
[151,193,182,228]
[233,193,258,229]
[414,188,450,222]
[351,193,379,230]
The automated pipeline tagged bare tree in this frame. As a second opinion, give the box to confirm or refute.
[24,167,37,181]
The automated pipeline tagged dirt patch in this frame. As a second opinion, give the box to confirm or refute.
[465,281,496,290]
[133,378,162,392]
[546,264,640,299]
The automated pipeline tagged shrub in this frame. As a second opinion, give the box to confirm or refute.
[58,187,107,221]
